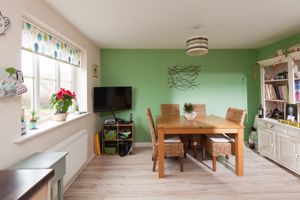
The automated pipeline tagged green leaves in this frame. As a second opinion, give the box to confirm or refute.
[5,67,17,77]
[30,110,38,122]
[184,102,194,113]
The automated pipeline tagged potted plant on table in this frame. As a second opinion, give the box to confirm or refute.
[183,102,197,120]
[30,110,38,130]
[50,88,76,121]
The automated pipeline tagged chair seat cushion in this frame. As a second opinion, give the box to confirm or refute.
[206,134,234,143]
[203,134,232,156]
[164,136,181,143]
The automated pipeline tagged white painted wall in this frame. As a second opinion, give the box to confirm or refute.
[0,0,101,177]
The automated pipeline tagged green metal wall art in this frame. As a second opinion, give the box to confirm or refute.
[167,65,201,90]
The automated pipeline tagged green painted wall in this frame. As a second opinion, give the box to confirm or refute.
[101,49,257,142]
[258,33,300,60]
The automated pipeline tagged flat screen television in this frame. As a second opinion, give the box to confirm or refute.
[94,87,132,112]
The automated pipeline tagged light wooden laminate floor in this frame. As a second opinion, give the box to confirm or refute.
[64,145,300,200]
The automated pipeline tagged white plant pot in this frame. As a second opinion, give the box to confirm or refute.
[185,112,197,120]
[53,113,68,121]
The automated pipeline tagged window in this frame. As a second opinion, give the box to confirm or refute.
[21,50,77,122]
[21,20,81,122]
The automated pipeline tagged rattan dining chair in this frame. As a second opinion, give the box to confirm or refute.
[160,104,180,116]
[225,107,247,155]
[191,104,206,158]
[202,107,246,172]
[146,108,184,172]
[160,104,189,156]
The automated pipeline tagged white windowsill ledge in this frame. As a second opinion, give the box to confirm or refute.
[14,112,91,144]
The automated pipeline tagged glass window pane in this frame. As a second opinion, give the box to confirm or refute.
[40,56,56,80]
[21,77,33,121]
[60,81,71,90]
[60,62,73,82]
[21,50,34,77]
[40,79,56,116]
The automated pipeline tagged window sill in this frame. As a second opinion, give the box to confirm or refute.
[14,112,91,144]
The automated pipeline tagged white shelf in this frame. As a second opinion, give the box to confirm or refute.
[258,55,288,67]
[264,99,288,103]
[264,79,288,83]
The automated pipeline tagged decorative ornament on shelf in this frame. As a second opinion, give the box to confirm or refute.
[73,99,80,115]
[183,102,197,120]
[29,110,38,130]
[50,88,76,121]
[21,107,27,135]
[6,67,24,82]
[288,43,300,53]
[0,67,27,98]
[0,11,11,36]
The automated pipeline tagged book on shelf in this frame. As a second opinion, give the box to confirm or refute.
[264,84,288,101]
[273,85,280,99]
[295,80,300,101]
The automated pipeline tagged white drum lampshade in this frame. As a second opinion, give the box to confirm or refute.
[186,36,208,56]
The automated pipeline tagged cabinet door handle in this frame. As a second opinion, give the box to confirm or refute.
[296,154,300,159]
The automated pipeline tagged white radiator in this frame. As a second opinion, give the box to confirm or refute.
[47,130,88,186]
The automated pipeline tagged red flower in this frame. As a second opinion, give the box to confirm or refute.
[60,88,66,94]
[57,91,63,100]
[54,88,76,101]
[65,90,72,97]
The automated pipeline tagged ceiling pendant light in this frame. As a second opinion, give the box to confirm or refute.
[186,35,208,56]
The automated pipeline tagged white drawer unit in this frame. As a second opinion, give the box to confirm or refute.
[276,134,297,170]
[258,118,300,174]
[258,127,275,159]
[297,144,300,171]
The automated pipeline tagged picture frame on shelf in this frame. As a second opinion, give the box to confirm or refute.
[285,103,298,122]
[92,64,99,78]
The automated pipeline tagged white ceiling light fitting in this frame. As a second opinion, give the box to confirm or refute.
[186,36,208,56]
[186,25,208,56]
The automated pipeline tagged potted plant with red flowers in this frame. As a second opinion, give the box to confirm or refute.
[50,88,76,121]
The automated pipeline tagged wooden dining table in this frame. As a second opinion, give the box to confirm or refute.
[156,115,244,178]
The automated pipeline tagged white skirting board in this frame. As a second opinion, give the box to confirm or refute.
[135,142,152,147]
[47,130,88,186]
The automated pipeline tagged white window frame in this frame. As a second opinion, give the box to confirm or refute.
[22,49,76,122]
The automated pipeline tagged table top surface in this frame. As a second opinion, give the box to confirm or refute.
[156,115,243,129]
[10,152,68,169]
[0,169,54,200]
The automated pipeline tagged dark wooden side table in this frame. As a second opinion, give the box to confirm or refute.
[9,152,68,200]
[0,169,54,200]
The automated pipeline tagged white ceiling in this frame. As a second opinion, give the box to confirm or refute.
[45,0,300,49]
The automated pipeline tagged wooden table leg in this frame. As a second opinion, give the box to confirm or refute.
[157,128,165,178]
[235,128,244,176]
